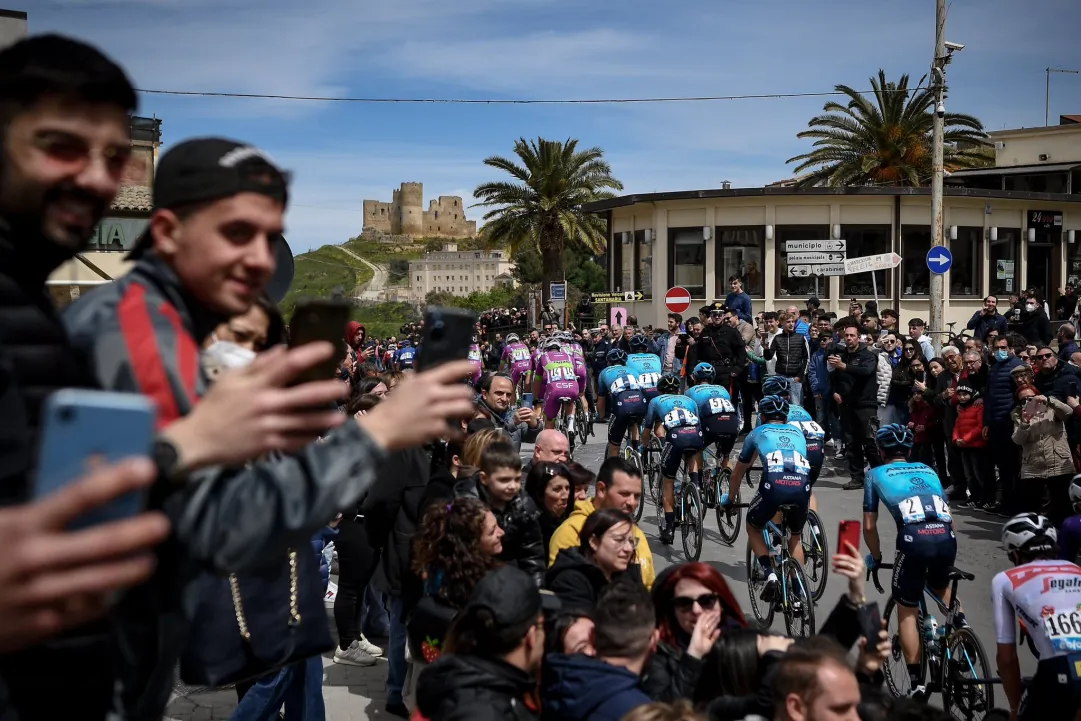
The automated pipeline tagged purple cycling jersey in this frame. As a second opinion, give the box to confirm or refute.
[467,344,483,384]
[501,342,533,383]
[537,350,580,418]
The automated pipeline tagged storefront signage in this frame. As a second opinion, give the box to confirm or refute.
[1028,210,1062,230]
[996,260,1015,279]
[88,217,148,250]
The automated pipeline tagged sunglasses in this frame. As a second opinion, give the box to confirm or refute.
[672,593,720,612]
[1036,353,1055,360]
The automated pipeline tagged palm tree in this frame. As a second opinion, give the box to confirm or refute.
[787,70,990,187]
[475,137,623,302]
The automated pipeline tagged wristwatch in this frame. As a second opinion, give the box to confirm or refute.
[152,435,189,484]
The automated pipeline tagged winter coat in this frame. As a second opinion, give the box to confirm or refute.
[887,362,914,408]
[545,547,645,613]
[416,654,538,721]
[542,652,652,721]
[455,474,546,585]
[808,348,831,397]
[1060,340,1080,363]
[641,641,704,703]
[697,324,748,388]
[934,369,960,434]
[874,351,891,408]
[1035,361,1081,403]
[1011,397,1075,479]
[364,446,431,597]
[764,331,808,378]
[908,397,939,444]
[548,498,655,589]
[724,291,753,323]
[831,344,880,410]
[952,401,986,448]
[1018,306,1053,345]
[967,310,1008,342]
[984,355,1024,428]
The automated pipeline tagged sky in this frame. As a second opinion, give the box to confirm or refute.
[28,0,1081,253]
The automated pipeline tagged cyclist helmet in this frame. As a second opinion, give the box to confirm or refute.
[505,333,519,344]
[692,362,716,384]
[1070,474,1081,510]
[875,423,914,456]
[542,338,562,351]
[658,373,681,395]
[399,339,412,347]
[758,394,790,420]
[761,375,791,397]
[606,348,628,365]
[630,334,649,351]
[1002,512,1058,556]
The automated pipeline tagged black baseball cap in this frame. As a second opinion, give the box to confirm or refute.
[464,566,561,641]
[807,296,821,307]
[128,137,290,261]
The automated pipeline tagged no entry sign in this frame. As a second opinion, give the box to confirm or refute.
[664,286,692,314]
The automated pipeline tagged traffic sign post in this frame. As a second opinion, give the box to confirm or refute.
[784,239,847,252]
[591,290,644,303]
[841,252,901,307]
[610,306,628,327]
[787,252,846,264]
[664,286,692,314]
[926,247,953,275]
[788,263,845,277]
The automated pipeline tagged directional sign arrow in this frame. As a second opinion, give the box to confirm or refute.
[926,246,953,275]
[788,265,812,277]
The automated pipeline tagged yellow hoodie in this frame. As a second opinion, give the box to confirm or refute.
[547,498,655,589]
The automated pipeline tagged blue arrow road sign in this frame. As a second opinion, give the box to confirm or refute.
[926,246,953,274]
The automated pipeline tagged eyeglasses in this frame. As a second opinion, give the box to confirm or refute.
[1036,353,1055,360]
[672,593,720,612]
[32,131,132,177]
[883,339,897,345]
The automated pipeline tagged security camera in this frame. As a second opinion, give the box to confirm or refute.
[944,40,965,51]
[936,101,946,117]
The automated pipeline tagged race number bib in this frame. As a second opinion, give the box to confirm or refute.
[1043,611,1081,652]
[546,365,575,383]
[708,397,736,414]
[512,348,531,362]
[663,408,700,429]
[638,372,660,389]
[764,450,810,474]
[609,375,641,395]
[789,420,825,438]
[897,495,952,524]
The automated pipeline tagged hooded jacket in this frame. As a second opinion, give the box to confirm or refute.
[1018,305,1052,345]
[416,654,538,721]
[545,548,644,613]
[542,653,652,721]
[547,498,655,589]
[952,390,986,448]
[455,474,546,585]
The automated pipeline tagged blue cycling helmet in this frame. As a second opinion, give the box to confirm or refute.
[692,362,716,383]
[606,348,628,365]
[761,375,791,397]
[658,373,681,395]
[875,423,913,456]
[399,339,412,347]
[759,394,790,420]
[630,334,649,351]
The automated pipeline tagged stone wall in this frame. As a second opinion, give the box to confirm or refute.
[362,182,476,238]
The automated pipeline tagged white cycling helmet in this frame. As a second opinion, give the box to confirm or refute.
[505,333,520,344]
[1002,512,1057,556]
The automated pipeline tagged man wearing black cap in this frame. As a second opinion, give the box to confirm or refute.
[416,565,560,720]
[697,305,747,391]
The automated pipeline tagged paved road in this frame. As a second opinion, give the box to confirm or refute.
[330,245,388,302]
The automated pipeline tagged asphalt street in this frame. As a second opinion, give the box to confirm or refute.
[525,420,1037,708]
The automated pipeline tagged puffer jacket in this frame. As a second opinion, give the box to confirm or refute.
[455,474,546,585]
[1012,397,1075,478]
[874,351,891,407]
[984,355,1023,428]
[763,331,807,378]
[953,400,986,448]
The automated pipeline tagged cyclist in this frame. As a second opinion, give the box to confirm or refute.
[626,333,662,402]
[684,362,740,473]
[534,337,580,432]
[995,512,1081,720]
[1060,476,1081,563]
[499,333,533,392]
[723,394,810,602]
[467,334,484,385]
[559,331,593,426]
[642,373,704,545]
[863,423,956,698]
[393,338,416,370]
[597,348,647,459]
[759,375,823,512]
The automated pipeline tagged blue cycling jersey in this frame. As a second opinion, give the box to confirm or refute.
[394,346,417,368]
[684,384,736,417]
[626,353,662,394]
[786,405,825,468]
[597,365,641,398]
[738,422,810,492]
[863,461,953,531]
[644,394,701,431]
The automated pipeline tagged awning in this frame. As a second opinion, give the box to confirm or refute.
[947,162,1080,178]
[47,252,133,286]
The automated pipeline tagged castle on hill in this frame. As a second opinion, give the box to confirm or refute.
[362,182,477,239]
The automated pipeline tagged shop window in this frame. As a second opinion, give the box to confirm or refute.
[777,225,830,299]
[950,227,981,297]
[843,225,891,297]
[715,226,765,298]
[989,228,1020,298]
[635,229,653,298]
[668,228,706,298]
[900,227,931,296]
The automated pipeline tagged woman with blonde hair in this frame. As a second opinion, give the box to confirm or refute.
[462,427,512,471]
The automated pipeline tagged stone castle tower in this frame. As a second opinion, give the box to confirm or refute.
[362,182,477,239]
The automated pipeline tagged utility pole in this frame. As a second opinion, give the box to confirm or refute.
[928,0,947,355]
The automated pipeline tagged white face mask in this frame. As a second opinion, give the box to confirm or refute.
[1026,303,1038,312]
[202,340,256,380]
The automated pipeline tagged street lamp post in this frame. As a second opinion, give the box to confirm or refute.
[1046,67,1079,126]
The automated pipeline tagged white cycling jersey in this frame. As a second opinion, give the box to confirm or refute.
[992,559,1081,658]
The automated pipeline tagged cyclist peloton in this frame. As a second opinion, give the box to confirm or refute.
[684,362,741,474]
[499,333,533,393]
[722,394,810,602]
[641,373,704,545]
[626,333,663,402]
[393,338,417,371]
[863,423,958,699]
[995,513,1081,720]
[597,348,648,459]
[760,375,825,513]
[534,337,581,431]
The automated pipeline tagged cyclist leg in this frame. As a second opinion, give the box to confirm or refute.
[783,503,808,565]
[746,491,780,598]
[808,465,822,513]
[541,390,563,430]
[607,410,630,459]
[891,544,928,685]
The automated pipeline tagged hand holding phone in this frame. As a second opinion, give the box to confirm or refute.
[857,601,882,642]
[521,392,534,409]
[289,298,351,384]
[417,307,477,372]
[839,520,861,556]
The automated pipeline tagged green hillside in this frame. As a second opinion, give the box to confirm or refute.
[279,246,372,318]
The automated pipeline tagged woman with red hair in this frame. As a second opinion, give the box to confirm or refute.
[642,562,746,701]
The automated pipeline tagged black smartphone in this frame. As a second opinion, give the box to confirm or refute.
[1071,380,1078,397]
[416,307,477,371]
[288,298,352,384]
[857,601,882,641]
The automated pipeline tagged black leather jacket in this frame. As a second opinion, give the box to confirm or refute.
[455,473,545,585]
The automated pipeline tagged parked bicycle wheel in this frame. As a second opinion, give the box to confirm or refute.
[941,626,994,721]
[881,598,925,699]
[801,509,828,603]
[745,544,775,629]
[781,558,815,638]
[715,468,742,546]
[681,479,703,561]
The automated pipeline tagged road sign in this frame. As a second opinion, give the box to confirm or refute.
[550,282,567,301]
[926,247,953,274]
[787,252,847,264]
[788,264,845,277]
[785,239,847,252]
[844,252,901,275]
[590,290,643,303]
[664,286,692,313]
[610,306,628,326]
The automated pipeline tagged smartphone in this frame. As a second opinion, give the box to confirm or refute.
[521,393,534,409]
[1071,380,1078,397]
[34,389,155,529]
[289,298,351,384]
[416,307,477,371]
[839,520,861,556]
[857,601,882,641]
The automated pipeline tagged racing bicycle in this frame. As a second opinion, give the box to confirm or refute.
[553,397,579,457]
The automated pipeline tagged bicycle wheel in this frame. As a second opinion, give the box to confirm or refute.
[714,468,742,546]
[881,598,925,699]
[681,479,703,561]
[745,543,775,629]
[647,438,663,507]
[781,558,815,638]
[941,626,995,721]
[623,447,645,523]
[801,509,828,603]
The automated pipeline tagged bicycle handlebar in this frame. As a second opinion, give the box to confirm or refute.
[867,562,894,594]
